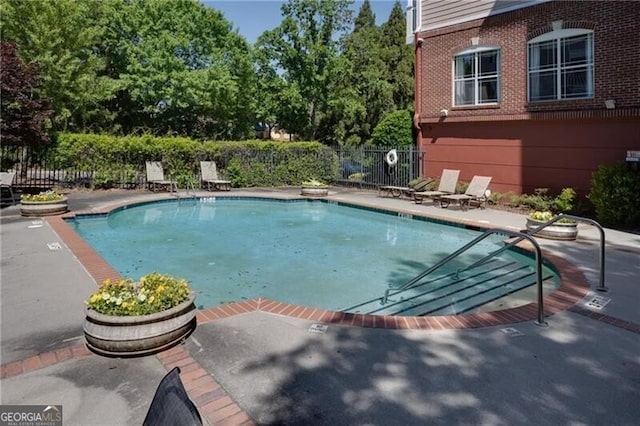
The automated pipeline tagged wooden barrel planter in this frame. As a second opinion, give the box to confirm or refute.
[20,197,69,217]
[526,217,578,241]
[301,186,329,197]
[83,293,197,357]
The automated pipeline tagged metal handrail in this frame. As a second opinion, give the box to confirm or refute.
[524,214,607,292]
[382,228,548,326]
[453,214,606,292]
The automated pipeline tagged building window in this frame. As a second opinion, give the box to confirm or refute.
[405,0,421,44]
[453,47,500,106]
[528,29,593,102]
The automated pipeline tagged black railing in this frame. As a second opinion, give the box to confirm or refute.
[333,146,424,188]
[1,143,425,191]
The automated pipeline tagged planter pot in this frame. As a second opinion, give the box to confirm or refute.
[20,197,68,217]
[301,186,329,197]
[83,293,197,357]
[526,217,578,241]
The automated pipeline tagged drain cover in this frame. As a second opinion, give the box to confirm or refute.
[308,324,328,334]
[47,242,62,250]
[500,327,524,337]
[585,295,611,310]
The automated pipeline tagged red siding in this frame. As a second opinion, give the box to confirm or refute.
[415,0,640,194]
[420,118,639,194]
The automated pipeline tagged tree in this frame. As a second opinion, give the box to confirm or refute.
[371,109,413,147]
[98,0,255,139]
[255,0,353,140]
[1,0,112,131]
[340,0,394,145]
[0,42,53,146]
[380,2,414,110]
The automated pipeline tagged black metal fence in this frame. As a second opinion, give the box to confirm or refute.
[1,143,424,192]
[333,146,424,188]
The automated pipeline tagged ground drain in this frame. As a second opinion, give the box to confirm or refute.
[500,327,524,337]
[585,294,611,310]
[308,324,328,334]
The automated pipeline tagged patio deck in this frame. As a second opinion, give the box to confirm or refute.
[1,187,638,425]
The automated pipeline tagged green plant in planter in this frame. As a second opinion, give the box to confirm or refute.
[302,179,327,187]
[528,187,577,223]
[21,190,64,202]
[86,273,191,316]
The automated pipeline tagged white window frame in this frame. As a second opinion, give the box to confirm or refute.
[452,46,501,106]
[528,28,594,102]
[406,0,421,44]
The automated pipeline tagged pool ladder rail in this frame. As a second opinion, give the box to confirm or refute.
[176,178,198,202]
[350,215,605,325]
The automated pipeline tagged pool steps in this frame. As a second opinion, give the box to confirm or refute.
[344,257,554,317]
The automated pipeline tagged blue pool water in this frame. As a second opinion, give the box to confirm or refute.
[70,198,533,312]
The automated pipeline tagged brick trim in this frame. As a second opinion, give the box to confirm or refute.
[0,343,92,379]
[45,197,600,331]
[419,107,640,123]
[155,346,255,425]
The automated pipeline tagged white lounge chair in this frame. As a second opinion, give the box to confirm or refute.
[439,175,492,210]
[1,171,16,205]
[413,169,460,204]
[200,161,231,191]
[145,161,178,193]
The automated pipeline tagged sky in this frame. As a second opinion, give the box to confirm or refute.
[203,0,400,44]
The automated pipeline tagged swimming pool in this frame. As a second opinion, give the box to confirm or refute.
[69,198,559,315]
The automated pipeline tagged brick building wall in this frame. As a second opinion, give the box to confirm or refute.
[415,0,640,195]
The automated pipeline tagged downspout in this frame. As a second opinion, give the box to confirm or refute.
[413,32,423,176]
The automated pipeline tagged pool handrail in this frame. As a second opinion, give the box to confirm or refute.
[382,228,548,326]
[453,214,606,292]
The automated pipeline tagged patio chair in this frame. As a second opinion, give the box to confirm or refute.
[413,169,460,204]
[143,367,202,426]
[145,161,178,193]
[0,171,16,205]
[439,175,492,211]
[379,178,433,199]
[200,161,231,191]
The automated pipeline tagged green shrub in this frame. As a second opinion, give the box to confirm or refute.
[589,162,640,227]
[371,110,413,147]
[52,134,338,188]
[487,191,503,205]
[552,187,576,214]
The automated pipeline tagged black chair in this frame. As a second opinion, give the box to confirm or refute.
[143,367,202,426]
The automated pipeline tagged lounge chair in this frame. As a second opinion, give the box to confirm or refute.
[379,178,433,199]
[0,171,16,205]
[413,169,460,204]
[439,175,492,210]
[143,367,202,426]
[200,161,231,191]
[145,161,178,193]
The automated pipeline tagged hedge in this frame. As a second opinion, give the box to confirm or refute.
[52,133,339,188]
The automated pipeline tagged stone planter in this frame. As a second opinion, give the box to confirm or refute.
[526,217,578,241]
[301,186,329,197]
[83,293,197,357]
[20,197,68,217]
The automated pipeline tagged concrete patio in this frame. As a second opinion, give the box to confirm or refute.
[1,187,638,425]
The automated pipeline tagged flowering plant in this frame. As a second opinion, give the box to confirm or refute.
[21,190,64,202]
[86,273,191,316]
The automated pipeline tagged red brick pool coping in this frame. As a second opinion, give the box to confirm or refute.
[47,201,593,331]
[2,198,638,426]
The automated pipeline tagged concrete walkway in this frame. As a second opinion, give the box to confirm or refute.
[1,187,638,425]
